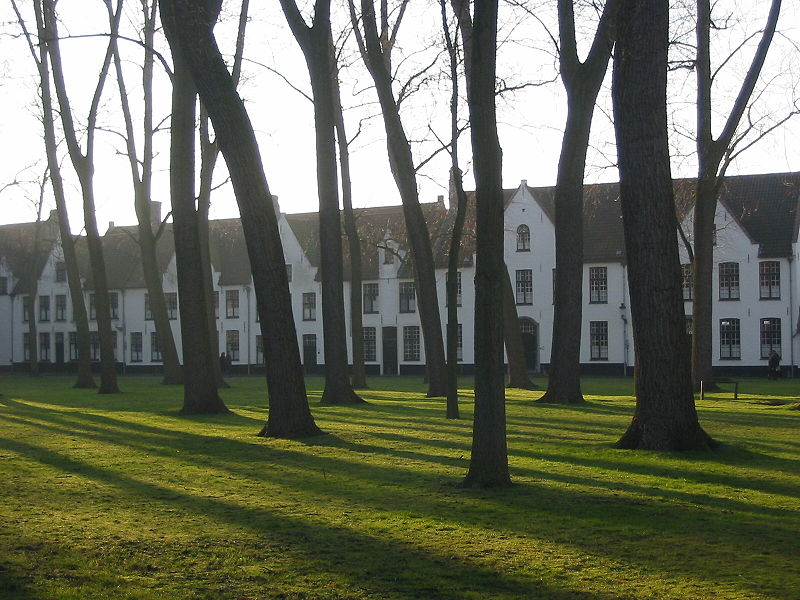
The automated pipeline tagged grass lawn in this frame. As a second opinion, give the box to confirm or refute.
[0,374,798,600]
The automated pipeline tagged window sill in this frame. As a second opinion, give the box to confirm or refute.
[719,357,741,361]
[590,357,609,361]
[759,297,781,301]
[718,298,740,301]
[589,301,608,305]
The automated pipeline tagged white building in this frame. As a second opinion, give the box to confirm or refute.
[1,172,797,377]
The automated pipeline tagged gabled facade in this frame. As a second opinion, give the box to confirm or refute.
[1,172,797,377]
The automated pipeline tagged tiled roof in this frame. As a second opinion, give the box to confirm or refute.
[0,215,58,294]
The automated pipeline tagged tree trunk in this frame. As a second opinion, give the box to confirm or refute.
[44,0,120,394]
[354,0,447,398]
[502,269,537,390]
[164,18,228,415]
[27,219,42,377]
[612,0,714,451]
[162,0,320,437]
[462,0,511,488]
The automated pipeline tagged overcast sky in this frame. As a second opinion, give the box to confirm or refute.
[1,0,798,231]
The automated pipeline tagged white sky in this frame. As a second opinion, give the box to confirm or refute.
[0,0,798,231]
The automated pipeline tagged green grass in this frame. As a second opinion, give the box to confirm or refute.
[0,375,798,600]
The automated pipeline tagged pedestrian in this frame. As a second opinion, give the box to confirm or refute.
[768,350,781,380]
[225,351,232,375]
[219,351,228,375]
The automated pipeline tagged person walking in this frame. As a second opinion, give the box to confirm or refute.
[768,350,781,380]
[219,352,228,375]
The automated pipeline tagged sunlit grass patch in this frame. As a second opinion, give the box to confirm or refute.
[0,374,798,599]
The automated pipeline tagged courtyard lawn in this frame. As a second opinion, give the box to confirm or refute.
[0,375,798,600]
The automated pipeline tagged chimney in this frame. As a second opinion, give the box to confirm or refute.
[271,194,281,215]
[521,179,528,187]
[49,209,59,222]
[107,221,115,233]
[151,201,162,229]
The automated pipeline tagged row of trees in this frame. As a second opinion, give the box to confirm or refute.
[9,0,793,485]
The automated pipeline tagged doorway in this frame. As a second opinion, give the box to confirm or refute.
[382,326,398,375]
[302,334,317,374]
[519,317,539,371]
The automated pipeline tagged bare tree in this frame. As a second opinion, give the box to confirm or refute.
[279,0,363,405]
[459,0,511,487]
[111,0,183,384]
[690,0,782,392]
[349,0,448,397]
[44,0,121,394]
[12,0,96,388]
[161,0,321,436]
[612,0,714,451]
[537,0,617,405]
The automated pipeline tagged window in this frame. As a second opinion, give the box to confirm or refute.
[109,292,119,320]
[165,292,178,319]
[685,315,693,342]
[760,318,781,359]
[383,246,394,264]
[39,295,50,321]
[457,323,463,362]
[681,264,692,301]
[302,292,316,321]
[256,335,264,365]
[589,267,608,304]
[226,290,240,318]
[516,270,533,305]
[23,332,31,361]
[40,332,50,361]
[226,330,240,361]
[213,291,219,319]
[90,331,100,361]
[69,332,78,361]
[719,319,741,359]
[55,294,67,321]
[719,262,739,300]
[55,261,66,282]
[403,326,420,361]
[516,224,531,251]
[144,294,153,320]
[286,264,292,283]
[130,332,143,362]
[0,276,7,295]
[23,296,31,322]
[590,321,608,360]
[364,327,377,362]
[363,283,379,314]
[399,282,416,313]
[89,294,97,320]
[150,332,161,362]
[447,271,462,306]
[759,261,780,299]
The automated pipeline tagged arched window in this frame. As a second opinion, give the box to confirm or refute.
[516,224,530,251]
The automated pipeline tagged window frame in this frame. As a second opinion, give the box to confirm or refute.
[589,266,608,304]
[718,262,740,301]
[403,325,421,361]
[515,269,533,305]
[681,263,693,301]
[55,294,67,321]
[226,330,240,362]
[39,295,50,322]
[226,289,240,318]
[719,318,741,360]
[759,261,780,300]
[363,283,379,314]
[165,292,178,320]
[516,224,531,252]
[150,332,162,362]
[302,292,316,321]
[130,332,143,363]
[399,281,416,313]
[363,327,377,362]
[759,318,781,359]
[589,321,608,360]
[39,332,50,361]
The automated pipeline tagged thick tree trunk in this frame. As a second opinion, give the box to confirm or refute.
[355,0,447,398]
[165,24,228,415]
[462,0,511,488]
[691,174,718,392]
[612,0,714,451]
[162,0,320,437]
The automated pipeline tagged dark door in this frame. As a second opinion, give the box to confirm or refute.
[302,334,317,374]
[382,326,398,375]
[519,318,538,370]
[55,332,65,365]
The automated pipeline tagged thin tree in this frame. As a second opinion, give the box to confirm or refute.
[691,0,781,392]
[461,0,511,487]
[612,0,715,451]
[13,0,96,388]
[537,0,617,405]
[279,0,363,405]
[25,176,47,378]
[349,0,448,398]
[160,0,321,436]
[111,0,183,384]
[44,0,121,394]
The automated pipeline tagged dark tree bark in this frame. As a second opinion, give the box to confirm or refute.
[350,0,448,398]
[501,269,536,389]
[23,0,95,388]
[691,0,781,392]
[333,58,367,391]
[111,0,183,385]
[612,0,715,451]
[26,214,44,377]
[538,0,617,404]
[162,7,228,415]
[461,0,511,488]
[161,0,321,437]
[44,0,120,394]
[279,0,363,405]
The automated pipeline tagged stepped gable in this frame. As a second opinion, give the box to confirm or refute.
[0,216,58,295]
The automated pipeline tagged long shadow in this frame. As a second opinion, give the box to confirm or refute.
[0,436,619,600]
